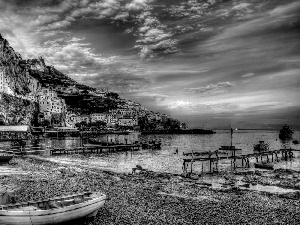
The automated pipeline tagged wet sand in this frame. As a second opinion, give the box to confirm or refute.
[1,156,300,225]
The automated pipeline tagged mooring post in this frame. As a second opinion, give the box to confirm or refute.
[271,153,273,162]
[285,151,288,161]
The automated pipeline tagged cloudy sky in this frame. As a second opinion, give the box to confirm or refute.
[1,0,299,128]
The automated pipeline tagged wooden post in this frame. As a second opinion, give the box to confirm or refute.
[271,153,273,162]
[285,151,288,161]
[233,149,236,169]
[209,152,212,173]
[191,150,194,174]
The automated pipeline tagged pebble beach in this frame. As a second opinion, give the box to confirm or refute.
[1,156,300,225]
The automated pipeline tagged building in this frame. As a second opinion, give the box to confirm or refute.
[65,113,81,128]
[38,87,66,126]
[93,89,107,98]
[80,114,90,123]
[90,113,107,122]
[118,118,137,127]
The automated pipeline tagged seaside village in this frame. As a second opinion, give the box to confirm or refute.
[1,33,300,224]
[0,57,172,132]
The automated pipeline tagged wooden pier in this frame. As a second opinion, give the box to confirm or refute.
[49,144,141,155]
[1,143,142,156]
[182,148,300,174]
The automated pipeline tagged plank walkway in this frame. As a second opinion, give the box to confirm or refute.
[182,148,300,173]
[1,143,142,156]
[50,144,141,155]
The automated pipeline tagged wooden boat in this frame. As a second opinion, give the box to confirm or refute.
[0,192,106,225]
[254,162,274,170]
[253,141,269,152]
[0,152,14,163]
[279,124,293,139]
[182,150,217,161]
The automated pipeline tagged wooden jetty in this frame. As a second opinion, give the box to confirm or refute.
[1,142,142,156]
[182,148,300,174]
[50,144,141,155]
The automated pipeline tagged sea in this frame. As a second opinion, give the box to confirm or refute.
[1,130,300,174]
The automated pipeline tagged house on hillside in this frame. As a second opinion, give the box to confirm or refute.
[90,113,107,122]
[80,114,90,124]
[93,89,107,98]
[118,118,137,127]
[38,87,66,126]
[106,113,118,127]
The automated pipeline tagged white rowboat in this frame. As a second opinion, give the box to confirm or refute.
[0,192,106,225]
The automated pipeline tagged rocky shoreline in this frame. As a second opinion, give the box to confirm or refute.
[1,156,300,224]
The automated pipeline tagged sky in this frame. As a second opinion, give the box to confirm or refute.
[0,0,299,129]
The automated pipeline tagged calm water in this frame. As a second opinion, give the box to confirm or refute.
[1,130,300,174]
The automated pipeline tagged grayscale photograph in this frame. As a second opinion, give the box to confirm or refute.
[0,0,300,224]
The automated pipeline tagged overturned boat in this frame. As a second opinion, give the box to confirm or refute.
[0,192,106,225]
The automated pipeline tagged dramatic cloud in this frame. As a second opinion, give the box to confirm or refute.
[137,39,179,60]
[1,0,300,127]
[242,73,255,78]
[125,0,153,11]
[185,82,235,95]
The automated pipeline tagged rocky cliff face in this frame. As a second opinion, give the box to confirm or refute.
[0,34,31,95]
[0,34,38,126]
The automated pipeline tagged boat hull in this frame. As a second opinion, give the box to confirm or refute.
[254,163,274,170]
[279,133,292,139]
[0,194,106,225]
[0,154,14,163]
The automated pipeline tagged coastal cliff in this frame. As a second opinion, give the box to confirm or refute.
[0,34,38,125]
[0,33,184,130]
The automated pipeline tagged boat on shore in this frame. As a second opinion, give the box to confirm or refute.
[279,125,293,139]
[0,152,14,163]
[254,162,274,170]
[0,192,106,225]
[253,141,269,152]
[141,140,162,150]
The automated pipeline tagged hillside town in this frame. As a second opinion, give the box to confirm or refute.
[0,34,183,132]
